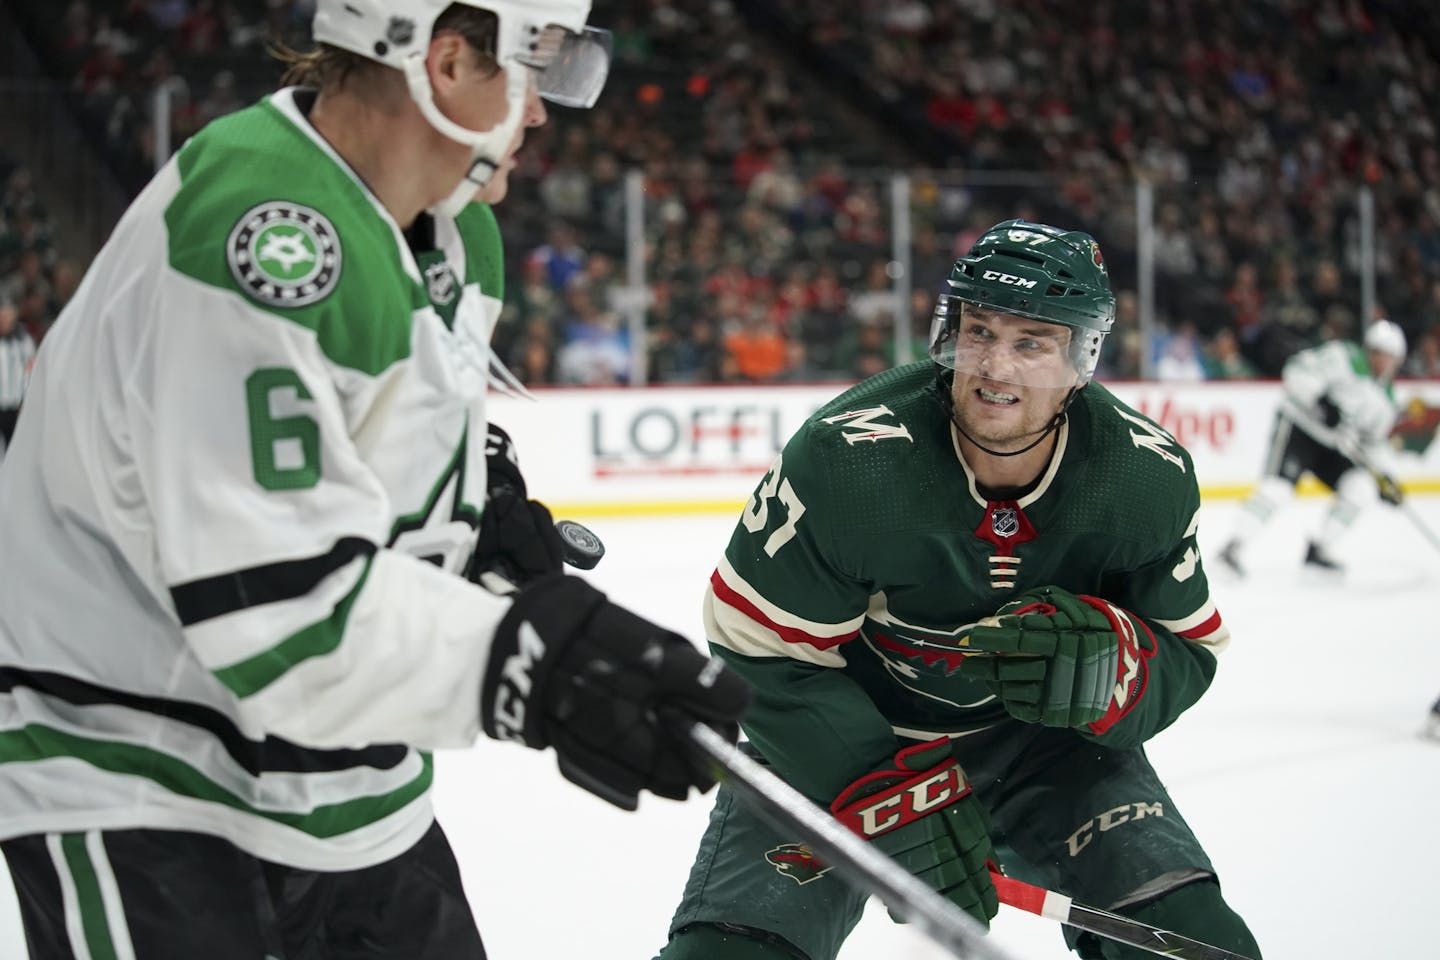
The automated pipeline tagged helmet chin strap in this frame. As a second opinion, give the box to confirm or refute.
[432,156,498,218]
[401,54,527,218]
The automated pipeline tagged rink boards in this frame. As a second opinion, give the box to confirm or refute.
[493,379,1440,516]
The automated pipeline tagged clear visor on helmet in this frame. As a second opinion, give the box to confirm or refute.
[928,296,1096,389]
[519,25,612,109]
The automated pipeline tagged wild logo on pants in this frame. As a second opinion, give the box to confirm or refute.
[765,843,833,884]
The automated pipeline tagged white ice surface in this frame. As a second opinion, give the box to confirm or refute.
[3,498,1438,959]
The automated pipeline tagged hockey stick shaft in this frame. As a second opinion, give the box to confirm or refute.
[1397,499,1440,554]
[686,723,1018,960]
[1284,404,1440,556]
[989,872,1255,960]
[1282,402,1388,475]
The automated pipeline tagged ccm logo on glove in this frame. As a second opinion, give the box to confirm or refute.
[829,739,998,928]
[481,574,751,811]
[832,741,973,839]
[490,621,546,741]
[838,763,970,838]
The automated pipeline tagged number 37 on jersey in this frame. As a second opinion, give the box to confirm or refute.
[742,454,807,557]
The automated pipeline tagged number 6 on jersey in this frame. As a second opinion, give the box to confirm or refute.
[741,454,806,557]
[245,367,321,491]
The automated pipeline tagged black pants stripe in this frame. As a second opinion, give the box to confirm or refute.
[2,822,486,959]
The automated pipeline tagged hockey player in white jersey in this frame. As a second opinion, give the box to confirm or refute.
[1425,693,1440,742]
[1219,319,1407,575]
[0,3,749,958]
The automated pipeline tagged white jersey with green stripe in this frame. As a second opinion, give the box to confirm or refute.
[0,88,517,870]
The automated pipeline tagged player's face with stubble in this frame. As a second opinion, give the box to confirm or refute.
[948,309,1077,450]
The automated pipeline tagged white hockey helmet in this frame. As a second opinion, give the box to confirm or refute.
[312,0,610,215]
[1363,318,1407,360]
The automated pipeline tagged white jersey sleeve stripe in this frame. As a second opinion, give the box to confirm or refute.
[209,553,373,699]
[1155,600,1231,652]
[703,559,856,668]
[170,536,376,627]
[232,550,508,750]
[711,556,863,644]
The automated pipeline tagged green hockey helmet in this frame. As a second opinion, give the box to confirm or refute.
[928,219,1117,388]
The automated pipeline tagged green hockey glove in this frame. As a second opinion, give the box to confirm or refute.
[830,739,998,928]
[961,586,1154,732]
[1375,471,1404,506]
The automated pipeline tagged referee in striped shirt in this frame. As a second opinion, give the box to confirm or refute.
[0,296,35,453]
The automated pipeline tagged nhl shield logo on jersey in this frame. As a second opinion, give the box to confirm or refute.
[764,843,832,885]
[227,201,342,308]
[991,506,1020,538]
[425,261,458,306]
[976,500,1038,590]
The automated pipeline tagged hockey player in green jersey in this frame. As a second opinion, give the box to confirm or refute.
[656,220,1261,960]
[0,3,749,958]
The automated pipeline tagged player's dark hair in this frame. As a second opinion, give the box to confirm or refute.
[274,5,499,90]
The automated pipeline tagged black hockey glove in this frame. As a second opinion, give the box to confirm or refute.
[468,423,565,586]
[1316,393,1343,428]
[1375,471,1405,506]
[480,573,752,810]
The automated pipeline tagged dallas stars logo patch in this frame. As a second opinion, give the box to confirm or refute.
[227,201,342,308]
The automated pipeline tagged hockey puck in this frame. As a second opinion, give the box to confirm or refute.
[556,520,606,570]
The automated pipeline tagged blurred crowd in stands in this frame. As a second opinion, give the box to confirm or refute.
[6,0,1440,389]
[0,158,68,378]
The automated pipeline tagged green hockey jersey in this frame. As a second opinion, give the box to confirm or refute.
[0,89,516,870]
[704,363,1227,803]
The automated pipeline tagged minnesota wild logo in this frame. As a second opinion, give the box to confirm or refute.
[764,843,832,885]
[227,201,342,308]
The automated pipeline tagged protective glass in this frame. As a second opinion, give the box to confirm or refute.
[928,297,1084,389]
[523,25,612,108]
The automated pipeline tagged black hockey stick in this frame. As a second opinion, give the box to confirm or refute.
[990,872,1255,960]
[1395,499,1440,555]
[685,722,1017,960]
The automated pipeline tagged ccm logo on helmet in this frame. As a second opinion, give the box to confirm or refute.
[982,270,1037,289]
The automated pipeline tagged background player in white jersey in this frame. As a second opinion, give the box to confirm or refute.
[1218,319,1407,576]
[0,3,749,958]
[0,295,35,461]
[1426,694,1440,742]
[655,221,1259,959]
